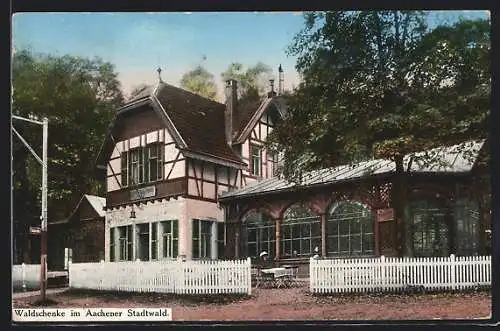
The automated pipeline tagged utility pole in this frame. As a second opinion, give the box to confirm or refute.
[40,117,48,301]
[12,115,49,302]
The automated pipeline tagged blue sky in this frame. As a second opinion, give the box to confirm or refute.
[12,11,490,101]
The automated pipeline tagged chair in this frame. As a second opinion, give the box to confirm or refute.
[260,271,277,288]
[282,265,299,287]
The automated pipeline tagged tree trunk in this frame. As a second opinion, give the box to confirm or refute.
[392,155,407,257]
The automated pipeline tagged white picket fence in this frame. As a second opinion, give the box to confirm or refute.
[69,258,252,295]
[310,255,491,294]
[12,263,41,290]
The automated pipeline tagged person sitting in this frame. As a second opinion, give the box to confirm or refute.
[312,246,320,260]
[259,251,276,269]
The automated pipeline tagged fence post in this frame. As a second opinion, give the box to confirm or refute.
[309,257,314,293]
[247,257,252,296]
[450,254,456,290]
[380,256,386,291]
[22,263,26,291]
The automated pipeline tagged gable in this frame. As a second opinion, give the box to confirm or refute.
[233,96,285,145]
[68,195,105,223]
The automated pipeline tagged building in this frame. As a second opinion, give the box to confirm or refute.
[47,194,106,269]
[95,69,287,262]
[218,140,490,274]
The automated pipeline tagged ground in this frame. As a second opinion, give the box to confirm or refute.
[12,285,491,321]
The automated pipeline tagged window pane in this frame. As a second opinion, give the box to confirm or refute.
[339,236,349,252]
[328,220,338,236]
[311,222,321,237]
[339,219,350,235]
[351,234,361,252]
[282,224,291,239]
[283,240,291,257]
[217,222,225,241]
[301,223,311,237]
[192,220,199,239]
[121,152,128,187]
[173,239,178,257]
[248,243,257,258]
[328,237,339,254]
[351,219,361,233]
[301,238,311,255]
[248,228,257,242]
[363,233,374,253]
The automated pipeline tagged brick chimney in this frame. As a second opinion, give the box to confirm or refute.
[225,79,238,146]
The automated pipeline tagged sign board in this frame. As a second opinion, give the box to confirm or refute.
[130,185,156,201]
[29,226,41,234]
[376,208,394,223]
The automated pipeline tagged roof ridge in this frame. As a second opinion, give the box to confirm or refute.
[155,82,225,108]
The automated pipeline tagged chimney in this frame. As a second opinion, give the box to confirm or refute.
[278,64,284,95]
[267,79,277,98]
[225,79,237,146]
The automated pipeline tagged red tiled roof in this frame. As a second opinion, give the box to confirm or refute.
[232,98,263,141]
[153,83,245,165]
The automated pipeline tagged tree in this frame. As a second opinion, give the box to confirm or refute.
[12,49,124,225]
[180,65,218,101]
[267,12,490,256]
[128,83,151,101]
[221,62,273,101]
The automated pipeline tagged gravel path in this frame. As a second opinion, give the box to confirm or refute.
[12,285,491,321]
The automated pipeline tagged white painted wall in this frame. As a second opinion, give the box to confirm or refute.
[105,198,187,261]
[184,198,224,260]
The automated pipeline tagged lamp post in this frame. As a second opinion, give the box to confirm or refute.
[12,115,48,302]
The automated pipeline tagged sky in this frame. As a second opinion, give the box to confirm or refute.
[12,10,490,102]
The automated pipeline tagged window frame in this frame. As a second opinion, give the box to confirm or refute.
[120,142,164,188]
[327,202,374,257]
[161,220,179,259]
[192,219,213,259]
[250,144,262,177]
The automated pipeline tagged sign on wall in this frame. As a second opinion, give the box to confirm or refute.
[130,186,156,201]
[376,208,394,223]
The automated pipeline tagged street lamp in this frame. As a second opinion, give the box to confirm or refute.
[11,115,48,302]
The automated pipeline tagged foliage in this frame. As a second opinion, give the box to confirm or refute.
[12,49,124,222]
[128,83,151,101]
[221,62,274,101]
[267,12,490,181]
[180,65,218,101]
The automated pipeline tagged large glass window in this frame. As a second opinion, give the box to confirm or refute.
[192,219,212,259]
[161,220,178,259]
[327,202,374,257]
[406,200,449,257]
[454,199,480,256]
[136,223,149,261]
[217,222,226,259]
[116,225,133,261]
[243,211,275,259]
[151,222,158,260]
[121,143,164,187]
[250,145,262,177]
[406,198,480,257]
[281,203,321,258]
[109,228,116,262]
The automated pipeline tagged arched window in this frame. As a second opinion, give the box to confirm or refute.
[406,200,449,257]
[327,202,374,257]
[281,203,321,258]
[242,211,275,259]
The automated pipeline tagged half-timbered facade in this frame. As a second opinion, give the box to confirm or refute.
[95,74,286,262]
